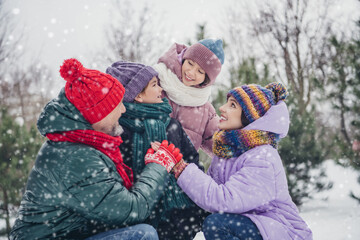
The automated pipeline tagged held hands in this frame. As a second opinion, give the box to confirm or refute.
[145,140,183,172]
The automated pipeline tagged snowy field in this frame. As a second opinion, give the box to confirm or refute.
[299,160,360,240]
[1,160,360,240]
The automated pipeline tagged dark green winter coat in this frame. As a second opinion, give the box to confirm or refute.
[10,89,169,240]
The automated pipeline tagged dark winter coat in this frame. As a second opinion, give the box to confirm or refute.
[120,118,204,224]
[9,89,168,240]
[120,118,202,173]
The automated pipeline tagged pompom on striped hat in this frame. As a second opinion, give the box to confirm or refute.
[227,82,288,123]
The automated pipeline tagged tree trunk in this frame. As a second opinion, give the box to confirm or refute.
[339,94,351,145]
[3,188,11,238]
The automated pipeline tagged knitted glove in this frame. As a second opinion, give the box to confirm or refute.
[145,140,183,172]
[171,159,189,179]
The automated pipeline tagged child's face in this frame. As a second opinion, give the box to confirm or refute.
[181,59,206,87]
[218,96,243,130]
[135,77,163,104]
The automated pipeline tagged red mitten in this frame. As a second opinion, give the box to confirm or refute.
[145,140,183,172]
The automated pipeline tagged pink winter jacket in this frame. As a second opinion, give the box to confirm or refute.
[156,43,220,156]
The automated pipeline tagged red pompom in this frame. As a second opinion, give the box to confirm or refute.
[59,58,84,82]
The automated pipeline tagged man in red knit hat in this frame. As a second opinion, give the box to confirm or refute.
[10,59,182,240]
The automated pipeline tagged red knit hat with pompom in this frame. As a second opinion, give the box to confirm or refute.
[60,58,125,124]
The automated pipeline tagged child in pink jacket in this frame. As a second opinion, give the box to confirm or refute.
[153,39,224,156]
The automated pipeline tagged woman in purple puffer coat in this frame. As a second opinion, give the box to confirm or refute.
[171,82,313,240]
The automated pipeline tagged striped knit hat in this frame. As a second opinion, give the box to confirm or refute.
[227,82,288,123]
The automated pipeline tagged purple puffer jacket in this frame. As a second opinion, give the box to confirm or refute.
[157,43,219,156]
[177,101,313,240]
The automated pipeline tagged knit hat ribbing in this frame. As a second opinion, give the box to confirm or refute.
[227,82,288,123]
[199,39,225,64]
[60,58,125,124]
[106,61,158,103]
[183,38,224,83]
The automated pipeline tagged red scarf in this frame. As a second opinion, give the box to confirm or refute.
[46,129,134,189]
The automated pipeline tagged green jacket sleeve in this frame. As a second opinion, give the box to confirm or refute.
[56,146,168,227]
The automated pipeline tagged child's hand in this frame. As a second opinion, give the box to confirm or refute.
[150,141,161,151]
[145,140,183,173]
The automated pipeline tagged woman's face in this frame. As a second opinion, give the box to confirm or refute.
[218,96,243,130]
[135,77,163,104]
[181,59,206,87]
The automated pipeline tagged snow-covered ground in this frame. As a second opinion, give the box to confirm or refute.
[1,160,360,240]
[299,160,360,240]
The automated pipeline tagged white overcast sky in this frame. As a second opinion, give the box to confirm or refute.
[3,0,359,87]
[4,0,230,71]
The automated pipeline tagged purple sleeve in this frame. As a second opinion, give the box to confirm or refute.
[177,154,277,214]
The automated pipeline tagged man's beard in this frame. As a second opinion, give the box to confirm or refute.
[109,123,124,137]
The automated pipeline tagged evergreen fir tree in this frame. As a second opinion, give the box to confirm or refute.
[0,109,43,237]
[279,100,332,206]
[326,19,360,202]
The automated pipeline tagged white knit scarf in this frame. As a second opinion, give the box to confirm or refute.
[153,63,212,107]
